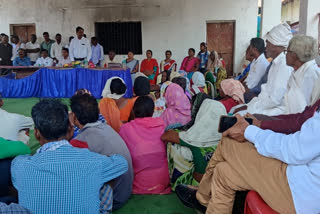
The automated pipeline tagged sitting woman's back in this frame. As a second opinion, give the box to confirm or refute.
[119,96,171,194]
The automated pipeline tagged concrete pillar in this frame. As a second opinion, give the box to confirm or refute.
[299,0,320,40]
[260,0,282,37]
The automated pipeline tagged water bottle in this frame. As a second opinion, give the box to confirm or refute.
[122,56,126,70]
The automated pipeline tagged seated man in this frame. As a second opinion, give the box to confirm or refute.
[0,92,33,144]
[176,111,320,214]
[34,49,53,67]
[233,23,293,116]
[69,94,133,210]
[13,49,31,66]
[57,48,71,67]
[11,99,128,214]
[102,49,120,68]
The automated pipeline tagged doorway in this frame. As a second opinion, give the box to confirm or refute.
[207,21,235,76]
[10,24,36,43]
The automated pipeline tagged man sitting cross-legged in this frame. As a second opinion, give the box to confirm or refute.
[176,111,320,214]
[69,93,133,210]
[11,99,128,214]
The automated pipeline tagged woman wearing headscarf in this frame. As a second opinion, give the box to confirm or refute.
[100,77,134,132]
[153,81,171,118]
[119,96,171,194]
[160,83,191,127]
[205,50,227,97]
[161,99,227,190]
[190,72,207,96]
[219,79,246,113]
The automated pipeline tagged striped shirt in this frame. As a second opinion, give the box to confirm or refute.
[11,140,128,214]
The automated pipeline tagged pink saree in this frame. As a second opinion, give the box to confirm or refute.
[119,117,171,194]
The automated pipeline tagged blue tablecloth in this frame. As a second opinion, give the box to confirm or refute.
[0,68,133,98]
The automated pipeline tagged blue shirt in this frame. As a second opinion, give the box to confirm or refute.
[235,63,251,80]
[11,140,128,214]
[245,112,320,214]
[13,56,31,66]
[90,43,104,65]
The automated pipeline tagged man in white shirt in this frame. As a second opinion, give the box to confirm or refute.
[26,34,40,65]
[281,35,320,114]
[101,49,120,67]
[57,47,71,67]
[244,38,269,90]
[233,23,293,116]
[34,49,53,67]
[11,35,26,61]
[69,26,91,62]
[50,33,64,63]
[0,93,33,144]
[176,112,320,214]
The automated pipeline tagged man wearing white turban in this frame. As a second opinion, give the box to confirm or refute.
[233,23,294,116]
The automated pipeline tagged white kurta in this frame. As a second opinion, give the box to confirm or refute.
[283,59,320,114]
[245,54,270,89]
[247,52,293,116]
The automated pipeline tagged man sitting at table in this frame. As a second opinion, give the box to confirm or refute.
[102,49,120,68]
[57,48,71,67]
[13,49,31,66]
[34,49,53,67]
[0,92,33,144]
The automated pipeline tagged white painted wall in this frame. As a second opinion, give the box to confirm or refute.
[299,0,320,40]
[0,0,258,74]
[261,0,282,37]
[281,0,300,24]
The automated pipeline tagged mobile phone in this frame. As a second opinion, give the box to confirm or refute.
[218,116,253,133]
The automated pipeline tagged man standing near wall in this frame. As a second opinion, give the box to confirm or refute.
[40,32,55,58]
[0,35,13,66]
[69,26,91,62]
[50,33,64,63]
[26,34,40,65]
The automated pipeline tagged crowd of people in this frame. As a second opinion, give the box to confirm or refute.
[1,21,320,214]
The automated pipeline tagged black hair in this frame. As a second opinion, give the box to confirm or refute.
[189,48,195,54]
[146,50,153,55]
[62,47,69,53]
[0,33,6,37]
[69,36,74,42]
[165,50,172,55]
[134,76,150,96]
[172,77,187,92]
[133,96,155,118]
[83,34,87,38]
[250,38,265,54]
[31,99,69,141]
[91,37,98,41]
[12,35,19,41]
[161,70,171,82]
[128,50,134,54]
[108,49,115,54]
[41,49,48,54]
[110,78,127,95]
[56,33,62,37]
[200,42,207,47]
[70,94,99,126]
[43,32,49,36]
[31,34,36,38]
[76,26,84,33]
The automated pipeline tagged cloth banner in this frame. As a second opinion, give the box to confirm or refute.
[0,68,133,98]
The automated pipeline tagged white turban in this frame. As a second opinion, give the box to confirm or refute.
[265,23,293,48]
[101,77,126,99]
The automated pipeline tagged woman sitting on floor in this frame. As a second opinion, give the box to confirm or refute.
[190,72,207,96]
[219,79,246,113]
[119,96,171,194]
[153,81,171,118]
[160,83,191,127]
[161,97,227,190]
[100,77,135,132]
[140,50,159,85]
